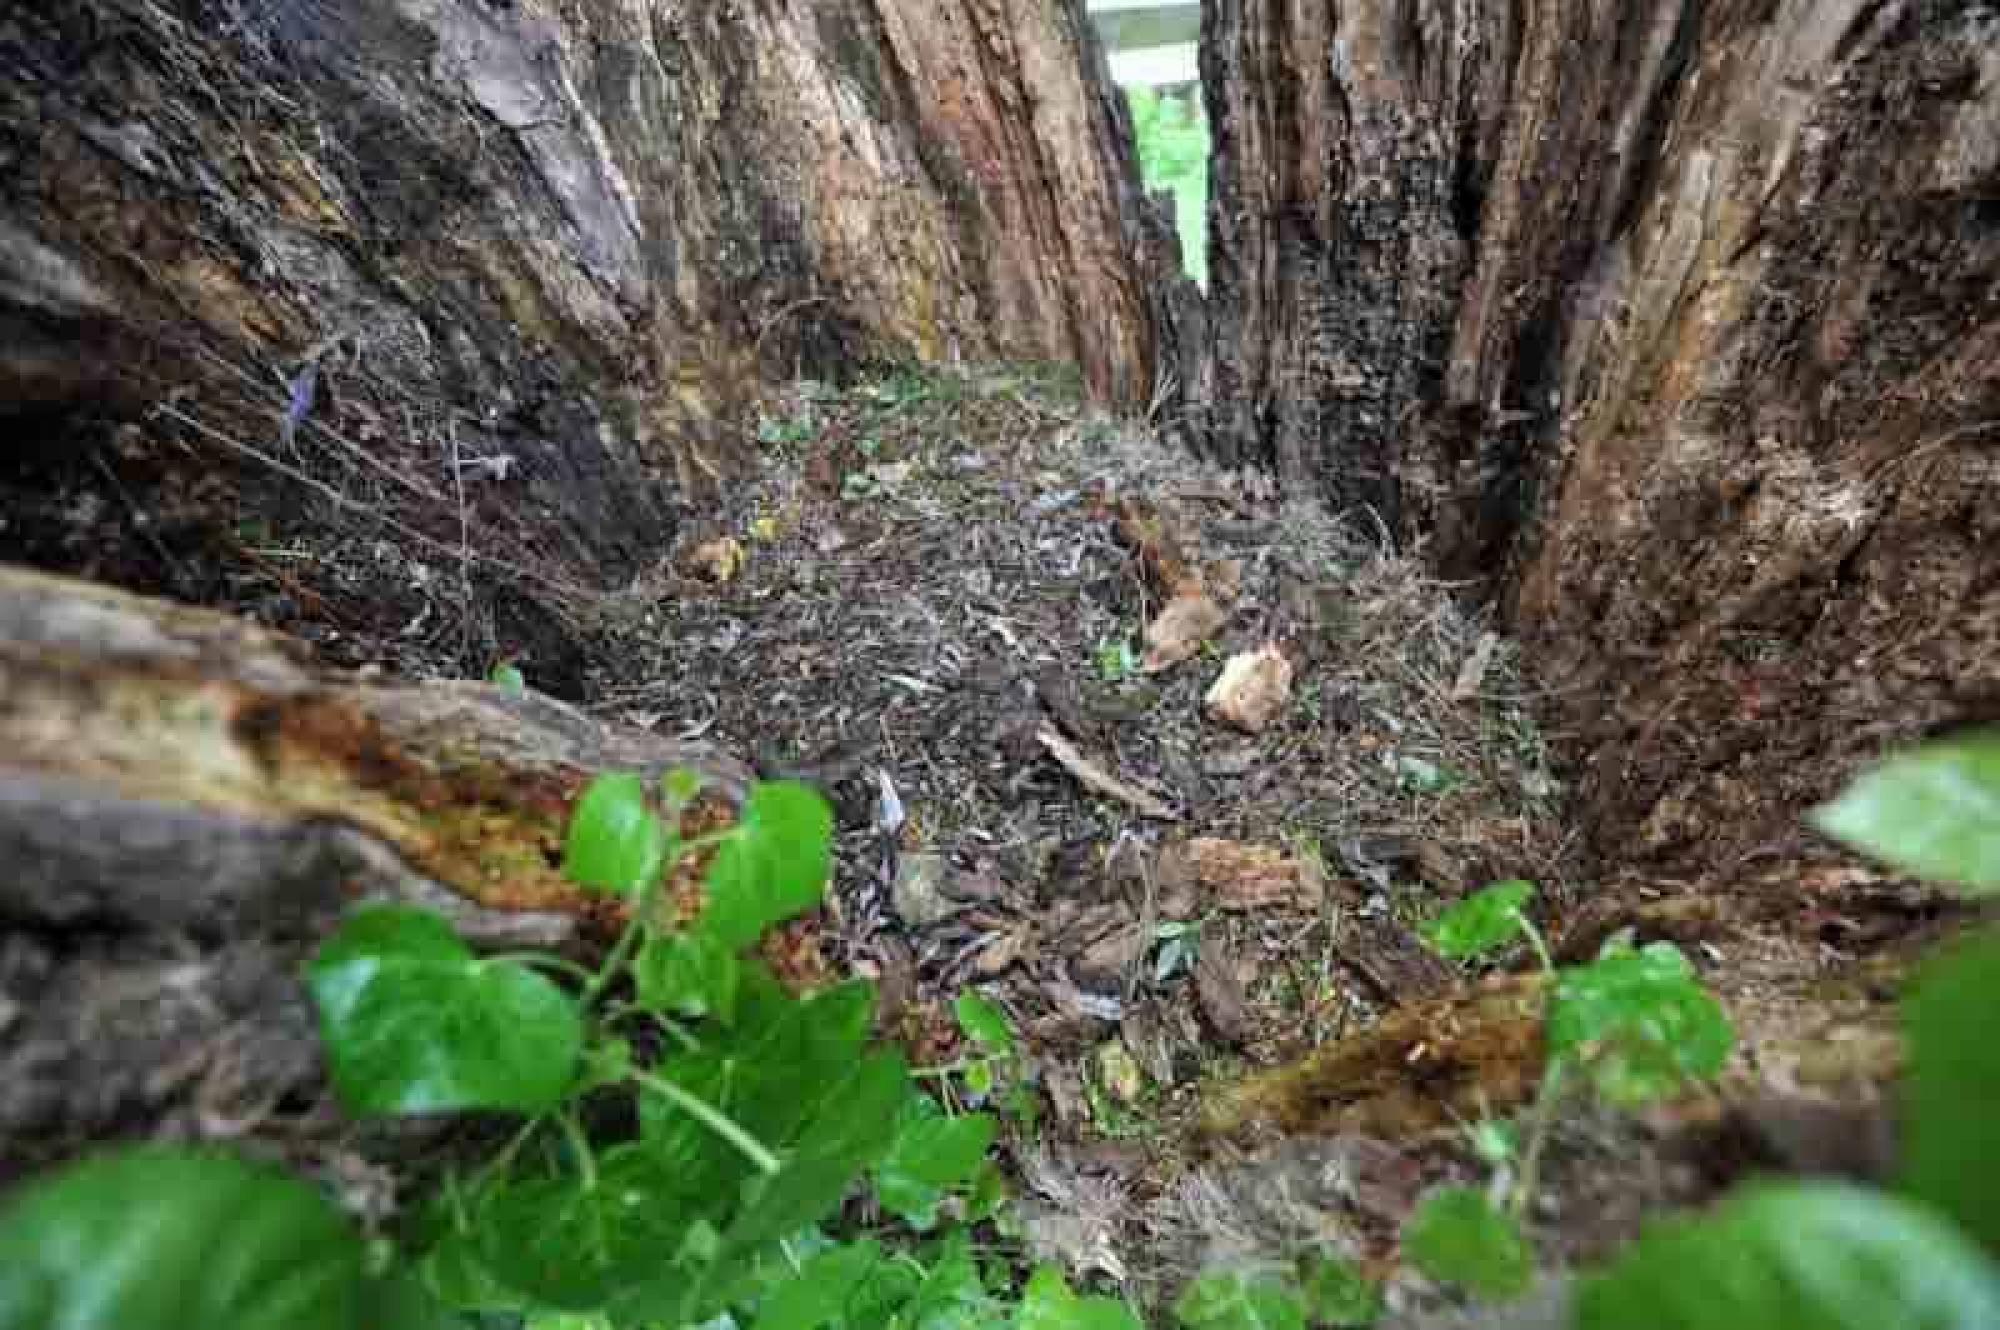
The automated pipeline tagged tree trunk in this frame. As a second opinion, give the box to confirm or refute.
[1195,1,2000,873]
[0,0,1172,687]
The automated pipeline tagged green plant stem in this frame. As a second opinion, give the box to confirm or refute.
[1515,913,1556,976]
[913,1058,978,1079]
[556,1109,600,1191]
[1512,1057,1568,1219]
[602,1003,703,1050]
[486,951,595,983]
[475,1114,546,1191]
[581,829,739,1009]
[632,1071,781,1175]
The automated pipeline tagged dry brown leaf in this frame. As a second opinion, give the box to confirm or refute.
[970,928,1027,976]
[1074,921,1147,989]
[1141,592,1228,673]
[1181,836,1319,911]
[1037,726,1180,820]
[1204,644,1293,733]
[684,534,744,583]
[1194,942,1256,1046]
[1112,496,1204,599]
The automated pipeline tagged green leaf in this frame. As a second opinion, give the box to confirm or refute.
[1171,1269,1307,1330]
[1017,1266,1143,1330]
[639,980,880,1199]
[475,1147,694,1311]
[1401,1186,1534,1300]
[490,661,527,693]
[663,766,708,810]
[1900,927,2000,1251]
[1467,1119,1518,1168]
[702,781,835,948]
[308,904,582,1115]
[563,772,669,897]
[1810,732,2000,893]
[1546,941,1733,1106]
[753,1239,882,1330]
[1576,1181,2000,1330]
[1421,879,1535,960]
[0,1147,365,1330]
[902,1229,999,1328]
[1297,1252,1382,1327]
[727,1050,912,1248]
[638,931,743,1023]
[874,1101,997,1228]
[955,989,1016,1054]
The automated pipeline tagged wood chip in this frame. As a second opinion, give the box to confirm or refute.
[1451,630,1499,700]
[1204,644,1293,733]
[1037,726,1180,820]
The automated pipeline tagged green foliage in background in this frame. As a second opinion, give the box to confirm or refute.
[1125,87,1209,288]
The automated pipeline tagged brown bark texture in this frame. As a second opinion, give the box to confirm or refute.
[0,562,744,1177]
[1,0,1171,687]
[1194,1,2000,874]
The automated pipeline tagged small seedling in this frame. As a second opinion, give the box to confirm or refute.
[1152,918,1205,983]
[1408,878,1734,1296]
[756,411,815,447]
[1095,636,1139,683]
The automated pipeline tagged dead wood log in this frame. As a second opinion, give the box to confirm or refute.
[0,562,746,1178]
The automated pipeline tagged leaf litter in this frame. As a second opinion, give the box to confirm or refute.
[562,368,1590,1287]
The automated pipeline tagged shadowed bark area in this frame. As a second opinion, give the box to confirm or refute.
[0,0,1170,684]
[1193,0,2000,873]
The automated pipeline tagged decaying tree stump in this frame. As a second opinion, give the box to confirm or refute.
[0,563,745,1180]
[1193,0,2000,873]
[0,0,1175,687]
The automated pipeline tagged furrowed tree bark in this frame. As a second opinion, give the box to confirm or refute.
[0,0,1171,687]
[1195,1,2000,873]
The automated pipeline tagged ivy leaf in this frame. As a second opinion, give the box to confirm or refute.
[0,1147,365,1330]
[902,1229,1000,1328]
[955,989,1016,1054]
[727,1050,912,1248]
[563,772,669,897]
[1577,1181,2000,1330]
[636,931,742,1023]
[873,1100,997,1228]
[1297,1252,1382,1327]
[702,781,835,948]
[1900,927,2000,1251]
[1402,1186,1534,1300]
[1421,879,1535,960]
[1017,1266,1144,1330]
[308,905,582,1115]
[753,1239,882,1330]
[1810,732,2000,894]
[1171,1269,1307,1330]
[477,1141,711,1314]
[1546,941,1732,1106]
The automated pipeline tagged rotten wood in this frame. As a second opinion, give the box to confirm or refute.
[0,563,748,1173]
